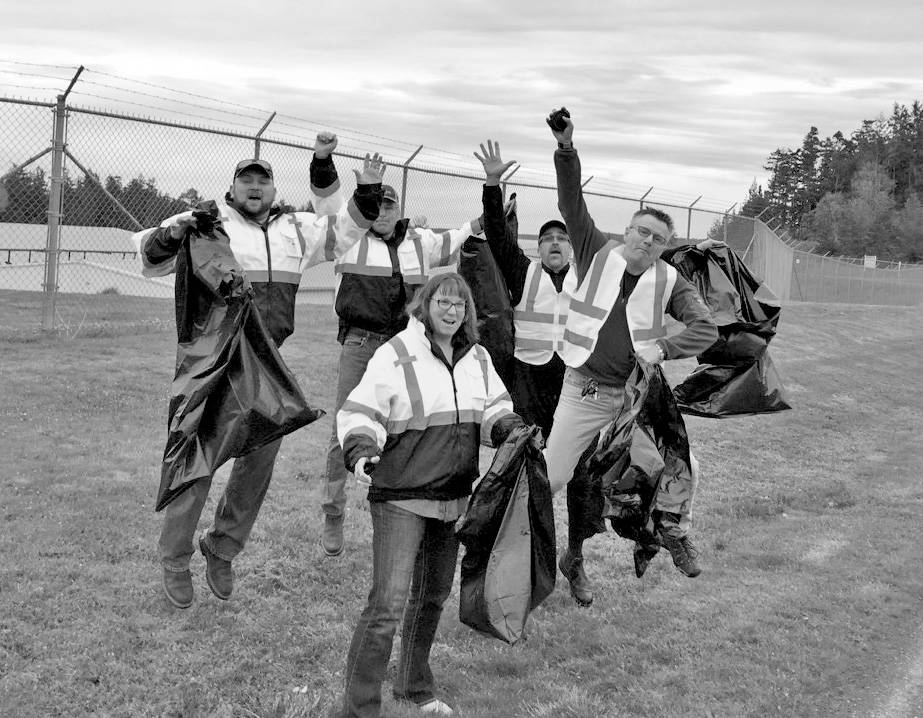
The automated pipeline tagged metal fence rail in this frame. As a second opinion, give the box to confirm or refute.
[2,87,922,334]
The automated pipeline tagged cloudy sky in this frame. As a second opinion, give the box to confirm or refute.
[4,0,923,216]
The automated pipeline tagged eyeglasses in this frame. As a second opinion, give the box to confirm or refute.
[435,298,466,312]
[539,232,570,244]
[630,225,669,245]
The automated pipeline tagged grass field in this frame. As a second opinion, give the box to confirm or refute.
[2,298,922,718]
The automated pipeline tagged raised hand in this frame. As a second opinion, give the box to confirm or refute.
[547,108,574,144]
[474,139,516,187]
[314,131,339,159]
[353,152,387,186]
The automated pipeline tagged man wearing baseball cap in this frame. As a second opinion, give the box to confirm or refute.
[473,140,607,607]
[139,133,387,608]
[319,157,489,558]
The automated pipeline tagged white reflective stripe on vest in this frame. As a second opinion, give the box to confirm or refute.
[512,260,576,365]
[335,230,426,281]
[561,242,677,368]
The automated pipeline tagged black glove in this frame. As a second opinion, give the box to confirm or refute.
[218,270,252,299]
[192,209,218,235]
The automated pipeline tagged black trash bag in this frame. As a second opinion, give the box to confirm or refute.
[673,352,791,418]
[666,245,781,341]
[155,229,324,511]
[458,194,518,390]
[587,361,694,551]
[456,425,554,645]
[667,245,791,417]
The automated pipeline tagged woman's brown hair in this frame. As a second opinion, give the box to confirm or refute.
[407,272,479,347]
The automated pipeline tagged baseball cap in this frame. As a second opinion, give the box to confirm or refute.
[538,219,568,241]
[233,159,274,180]
[381,185,399,204]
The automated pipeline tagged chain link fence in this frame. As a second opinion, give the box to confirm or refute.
[2,94,921,336]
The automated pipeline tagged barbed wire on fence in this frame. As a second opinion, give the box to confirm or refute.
[1,63,922,334]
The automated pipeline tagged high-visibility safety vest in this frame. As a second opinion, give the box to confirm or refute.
[561,242,678,368]
[513,260,578,365]
[335,220,480,286]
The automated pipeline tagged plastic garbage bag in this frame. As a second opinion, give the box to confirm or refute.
[587,361,694,549]
[154,227,323,511]
[667,245,791,417]
[458,192,519,390]
[456,425,554,644]
[673,352,791,418]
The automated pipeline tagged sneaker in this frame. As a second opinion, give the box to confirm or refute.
[632,544,659,579]
[162,567,193,609]
[558,550,594,607]
[658,532,701,578]
[199,536,233,600]
[419,698,454,715]
[322,514,345,557]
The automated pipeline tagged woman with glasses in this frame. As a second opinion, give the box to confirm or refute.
[336,272,523,718]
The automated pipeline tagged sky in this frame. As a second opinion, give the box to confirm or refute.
[4,0,923,220]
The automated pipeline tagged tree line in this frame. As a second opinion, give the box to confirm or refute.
[733,101,923,263]
[0,166,202,231]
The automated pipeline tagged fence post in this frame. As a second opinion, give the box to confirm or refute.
[639,186,653,210]
[253,111,276,159]
[400,146,423,218]
[500,165,520,202]
[41,65,83,331]
[686,196,701,242]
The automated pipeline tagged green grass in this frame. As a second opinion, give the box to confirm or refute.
[2,302,923,717]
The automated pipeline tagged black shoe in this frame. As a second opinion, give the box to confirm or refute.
[633,544,659,579]
[558,550,594,607]
[322,514,345,557]
[658,532,701,578]
[162,567,193,609]
[199,536,233,600]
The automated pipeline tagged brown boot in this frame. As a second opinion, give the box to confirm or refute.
[162,567,193,609]
[658,531,702,578]
[199,536,233,599]
[322,514,345,557]
[558,550,593,607]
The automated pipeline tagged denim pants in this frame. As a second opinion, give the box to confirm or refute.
[158,438,282,570]
[342,502,459,718]
[323,328,389,518]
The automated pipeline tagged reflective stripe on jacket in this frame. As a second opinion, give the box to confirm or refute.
[135,185,374,346]
[513,259,577,365]
[332,219,481,337]
[561,242,678,368]
[337,316,514,501]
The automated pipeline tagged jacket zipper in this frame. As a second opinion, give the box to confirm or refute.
[262,225,272,284]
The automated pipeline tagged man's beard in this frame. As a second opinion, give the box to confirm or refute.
[233,196,272,219]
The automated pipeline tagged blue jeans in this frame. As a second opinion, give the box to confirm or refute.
[342,502,459,718]
[323,328,389,517]
[158,438,282,570]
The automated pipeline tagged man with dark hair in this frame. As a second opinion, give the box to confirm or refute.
[543,112,719,596]
[319,160,489,558]
[140,134,386,607]
[473,140,574,440]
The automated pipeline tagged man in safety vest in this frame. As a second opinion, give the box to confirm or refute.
[544,111,719,598]
[319,165,487,557]
[473,141,609,606]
